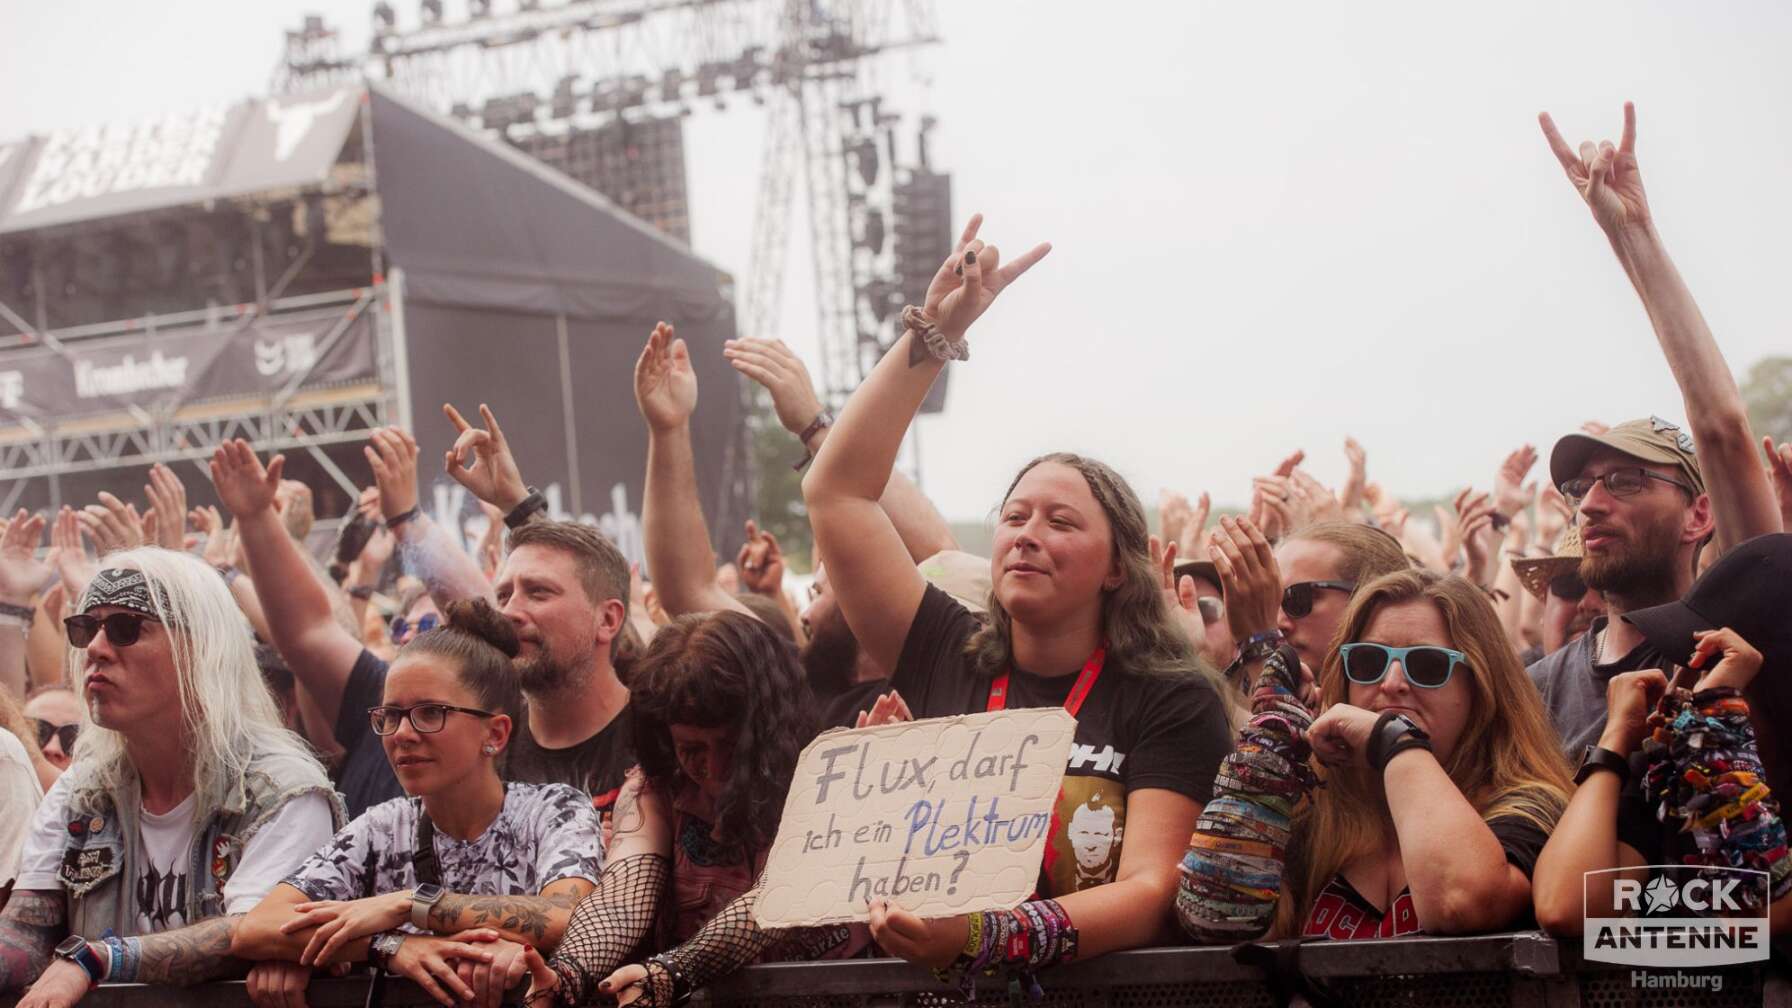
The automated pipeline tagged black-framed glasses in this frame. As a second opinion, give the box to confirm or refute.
[389,613,440,644]
[1281,581,1355,619]
[369,702,497,736]
[1548,572,1588,600]
[1339,643,1469,689]
[30,719,78,753]
[1559,467,1695,504]
[63,612,157,649]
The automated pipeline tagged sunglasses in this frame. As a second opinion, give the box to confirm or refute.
[1548,572,1587,600]
[1281,581,1355,620]
[1339,643,1469,689]
[30,719,78,753]
[63,612,158,649]
[389,613,440,644]
[1559,467,1695,505]
[369,702,498,736]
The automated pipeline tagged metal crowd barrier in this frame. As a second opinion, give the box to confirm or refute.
[16,933,1788,1007]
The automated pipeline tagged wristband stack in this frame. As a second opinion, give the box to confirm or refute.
[1642,685,1792,908]
[1176,645,1316,942]
[932,899,1077,1002]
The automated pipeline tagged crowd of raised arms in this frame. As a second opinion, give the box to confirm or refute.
[0,103,1788,1008]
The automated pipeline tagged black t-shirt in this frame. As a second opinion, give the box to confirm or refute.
[889,585,1233,898]
[822,680,890,730]
[505,707,635,816]
[334,649,406,818]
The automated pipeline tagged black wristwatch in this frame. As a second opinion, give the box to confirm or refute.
[1574,744,1631,786]
[504,487,548,529]
[1367,711,1432,773]
[54,935,105,985]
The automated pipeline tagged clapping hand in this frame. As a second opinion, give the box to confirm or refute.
[635,321,698,433]
[723,338,825,436]
[0,510,48,606]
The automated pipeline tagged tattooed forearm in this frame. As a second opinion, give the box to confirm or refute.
[135,915,244,986]
[0,891,65,993]
[428,892,583,945]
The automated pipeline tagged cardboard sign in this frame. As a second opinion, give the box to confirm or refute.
[754,708,1077,928]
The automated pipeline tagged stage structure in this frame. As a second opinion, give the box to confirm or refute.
[271,0,957,416]
[0,86,743,564]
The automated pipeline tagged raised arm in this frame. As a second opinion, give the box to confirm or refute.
[367,426,494,609]
[724,337,958,562]
[0,512,48,699]
[803,215,1049,673]
[637,323,751,619]
[1539,103,1781,551]
[212,440,361,724]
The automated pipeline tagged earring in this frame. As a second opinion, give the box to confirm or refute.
[482,744,497,755]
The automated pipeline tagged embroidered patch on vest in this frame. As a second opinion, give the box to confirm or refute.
[68,820,86,836]
[59,846,114,887]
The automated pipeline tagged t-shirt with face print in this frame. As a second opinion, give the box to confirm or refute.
[880,585,1233,898]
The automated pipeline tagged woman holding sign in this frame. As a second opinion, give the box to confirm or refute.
[518,610,871,1008]
[792,215,1236,993]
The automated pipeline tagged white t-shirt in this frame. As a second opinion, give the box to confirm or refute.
[0,730,44,884]
[15,773,336,934]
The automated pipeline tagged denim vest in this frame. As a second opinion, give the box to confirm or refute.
[56,750,345,937]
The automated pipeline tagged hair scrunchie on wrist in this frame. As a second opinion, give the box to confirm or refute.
[903,305,970,363]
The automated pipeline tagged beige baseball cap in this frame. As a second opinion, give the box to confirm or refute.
[1548,416,1704,498]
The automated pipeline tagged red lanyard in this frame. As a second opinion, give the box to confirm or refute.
[987,646,1106,715]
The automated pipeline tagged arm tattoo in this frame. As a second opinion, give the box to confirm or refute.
[428,892,581,944]
[135,915,244,986]
[0,891,65,993]
[611,783,645,841]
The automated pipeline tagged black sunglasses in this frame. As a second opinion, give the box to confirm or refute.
[369,702,498,736]
[1560,467,1695,504]
[63,612,157,649]
[1339,643,1469,689]
[30,719,78,753]
[1281,581,1355,619]
[1548,572,1587,600]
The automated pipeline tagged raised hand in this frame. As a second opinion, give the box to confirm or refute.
[1179,492,1212,558]
[78,492,147,555]
[143,464,188,550]
[1539,102,1650,238]
[365,427,421,523]
[923,214,1052,343]
[1157,491,1192,554]
[634,321,698,432]
[1453,488,1499,587]
[1535,483,1574,550]
[722,338,824,435]
[210,439,286,519]
[1272,450,1306,480]
[1492,444,1537,520]
[1149,534,1205,649]
[1208,515,1281,641]
[735,519,786,596]
[443,403,530,513]
[0,510,48,605]
[49,508,97,598]
[1764,437,1792,529]
[1291,469,1344,526]
[1340,437,1368,512]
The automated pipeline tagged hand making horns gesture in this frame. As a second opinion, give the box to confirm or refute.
[1538,101,1652,238]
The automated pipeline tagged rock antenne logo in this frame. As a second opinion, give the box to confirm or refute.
[1583,866,1768,969]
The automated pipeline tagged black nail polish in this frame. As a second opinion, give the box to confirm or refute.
[954,264,963,276]
[964,250,977,265]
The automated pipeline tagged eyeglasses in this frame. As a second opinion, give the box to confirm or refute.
[369,702,497,736]
[63,612,157,649]
[1339,643,1469,689]
[1195,596,1224,627]
[1281,581,1355,619]
[1559,467,1695,505]
[30,719,78,753]
[389,613,440,644]
[1548,572,1587,600]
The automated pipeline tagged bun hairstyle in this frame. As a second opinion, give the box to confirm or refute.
[400,598,521,713]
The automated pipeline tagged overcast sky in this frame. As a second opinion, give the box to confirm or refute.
[3,1,1789,521]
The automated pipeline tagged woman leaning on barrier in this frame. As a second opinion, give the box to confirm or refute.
[1178,569,1574,942]
[231,600,602,1008]
[513,609,870,1008]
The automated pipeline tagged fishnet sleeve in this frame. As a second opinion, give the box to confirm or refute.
[632,885,848,1007]
[544,852,671,1005]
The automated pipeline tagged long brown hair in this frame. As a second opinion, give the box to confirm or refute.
[1275,569,1572,936]
[965,452,1215,684]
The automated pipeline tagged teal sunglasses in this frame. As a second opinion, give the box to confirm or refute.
[1338,643,1468,689]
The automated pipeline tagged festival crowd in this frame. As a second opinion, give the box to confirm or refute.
[0,104,1788,1008]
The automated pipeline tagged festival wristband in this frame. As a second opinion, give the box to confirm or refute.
[385,506,421,530]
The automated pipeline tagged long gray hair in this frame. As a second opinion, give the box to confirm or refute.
[70,547,320,821]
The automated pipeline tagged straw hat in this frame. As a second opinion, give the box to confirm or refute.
[1510,525,1584,601]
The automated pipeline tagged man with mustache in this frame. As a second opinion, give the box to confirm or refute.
[1528,104,1783,768]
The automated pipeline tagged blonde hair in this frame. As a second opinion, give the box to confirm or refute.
[1274,569,1572,936]
[70,547,321,822]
